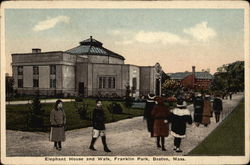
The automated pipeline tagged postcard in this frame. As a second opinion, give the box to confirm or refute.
[1,1,249,164]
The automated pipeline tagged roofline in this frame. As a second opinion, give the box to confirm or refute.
[12,51,64,56]
[65,51,125,60]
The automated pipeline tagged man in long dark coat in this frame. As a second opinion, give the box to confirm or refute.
[144,94,156,136]
[213,95,223,123]
[193,93,204,127]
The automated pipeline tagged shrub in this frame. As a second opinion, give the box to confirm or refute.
[108,102,123,114]
[28,96,44,130]
[75,96,83,102]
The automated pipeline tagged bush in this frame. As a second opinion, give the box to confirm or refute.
[75,96,83,102]
[108,102,123,114]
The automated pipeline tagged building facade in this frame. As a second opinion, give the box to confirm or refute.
[169,66,213,90]
[12,36,161,97]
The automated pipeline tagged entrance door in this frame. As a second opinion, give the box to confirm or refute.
[78,82,84,96]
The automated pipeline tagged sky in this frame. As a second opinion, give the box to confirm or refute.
[5,8,244,75]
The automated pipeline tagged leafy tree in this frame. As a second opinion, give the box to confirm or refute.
[124,84,133,108]
[211,61,244,92]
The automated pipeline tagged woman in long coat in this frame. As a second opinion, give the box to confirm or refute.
[170,97,192,152]
[202,95,212,126]
[193,93,204,127]
[143,94,156,136]
[151,97,171,151]
[50,100,66,151]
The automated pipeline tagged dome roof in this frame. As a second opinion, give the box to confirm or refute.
[65,36,125,60]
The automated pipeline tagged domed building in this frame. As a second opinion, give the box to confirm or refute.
[11,36,162,97]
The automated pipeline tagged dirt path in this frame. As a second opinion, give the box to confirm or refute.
[6,93,244,156]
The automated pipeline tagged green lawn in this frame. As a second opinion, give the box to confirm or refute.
[188,99,245,156]
[6,98,143,132]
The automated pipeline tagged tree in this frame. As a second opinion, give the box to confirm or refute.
[161,71,170,84]
[162,79,181,97]
[6,76,14,99]
[211,61,244,92]
[29,96,44,129]
[124,84,133,108]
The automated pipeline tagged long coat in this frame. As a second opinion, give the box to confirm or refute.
[202,99,212,125]
[144,99,156,133]
[170,108,192,138]
[151,104,171,137]
[50,108,66,142]
[193,96,204,123]
[92,107,105,130]
[213,98,223,114]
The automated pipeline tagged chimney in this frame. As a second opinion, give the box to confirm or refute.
[32,48,41,53]
[192,66,196,88]
[192,66,195,75]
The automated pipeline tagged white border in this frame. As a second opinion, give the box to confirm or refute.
[1,1,249,164]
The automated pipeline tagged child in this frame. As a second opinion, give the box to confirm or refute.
[170,97,192,152]
[89,100,111,152]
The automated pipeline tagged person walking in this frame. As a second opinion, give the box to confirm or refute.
[193,93,204,127]
[151,97,171,151]
[201,94,212,127]
[89,100,111,152]
[50,100,66,151]
[143,94,156,136]
[213,94,223,123]
[170,97,192,152]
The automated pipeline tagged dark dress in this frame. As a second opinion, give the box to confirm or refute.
[144,99,156,133]
[170,108,192,138]
[213,98,223,114]
[92,108,105,130]
[193,96,204,123]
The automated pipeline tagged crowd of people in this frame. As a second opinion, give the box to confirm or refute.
[48,91,225,153]
[144,92,224,153]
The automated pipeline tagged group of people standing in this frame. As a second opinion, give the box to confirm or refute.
[144,94,192,152]
[49,92,223,153]
[193,93,223,127]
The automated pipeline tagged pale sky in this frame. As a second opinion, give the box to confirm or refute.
[5,9,244,75]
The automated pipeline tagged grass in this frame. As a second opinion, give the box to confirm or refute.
[6,98,143,132]
[188,99,245,156]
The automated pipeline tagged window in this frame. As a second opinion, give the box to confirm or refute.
[18,79,23,88]
[99,76,115,89]
[50,79,56,88]
[18,66,23,75]
[112,77,115,89]
[50,65,56,75]
[33,66,39,75]
[33,79,39,88]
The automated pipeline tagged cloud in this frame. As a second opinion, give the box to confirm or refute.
[33,16,70,32]
[183,21,216,42]
[113,30,188,45]
[134,31,188,44]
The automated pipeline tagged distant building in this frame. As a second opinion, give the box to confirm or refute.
[11,36,162,97]
[169,66,213,90]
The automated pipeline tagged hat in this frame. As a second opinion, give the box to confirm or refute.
[148,93,156,100]
[176,97,187,108]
